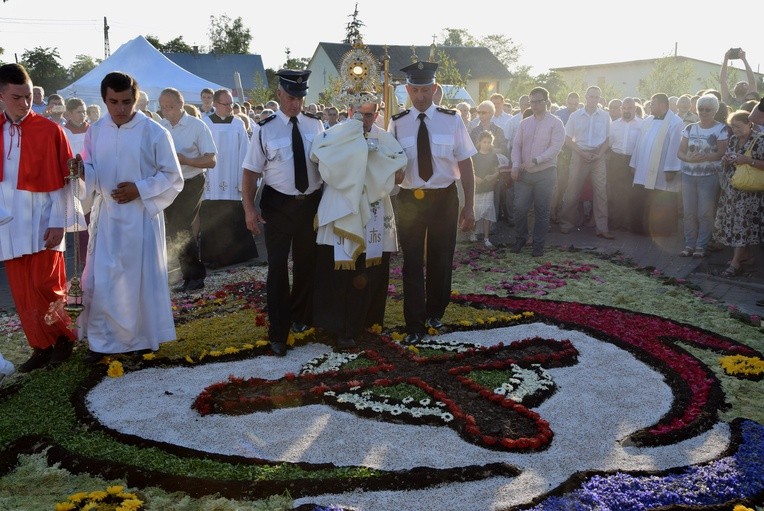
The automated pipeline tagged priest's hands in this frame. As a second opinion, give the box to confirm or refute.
[111,182,139,204]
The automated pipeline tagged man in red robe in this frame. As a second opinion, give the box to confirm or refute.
[0,63,76,372]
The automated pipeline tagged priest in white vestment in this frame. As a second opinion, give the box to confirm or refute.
[79,72,183,357]
[310,92,407,348]
[629,93,684,236]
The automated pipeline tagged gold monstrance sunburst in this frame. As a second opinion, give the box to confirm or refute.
[339,38,379,101]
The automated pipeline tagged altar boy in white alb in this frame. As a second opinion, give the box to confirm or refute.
[79,72,183,360]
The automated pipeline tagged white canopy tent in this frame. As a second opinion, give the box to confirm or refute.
[58,35,225,109]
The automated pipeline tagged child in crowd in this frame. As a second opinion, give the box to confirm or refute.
[471,131,499,248]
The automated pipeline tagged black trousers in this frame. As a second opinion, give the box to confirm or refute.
[165,174,206,281]
[395,184,459,335]
[199,200,258,267]
[630,184,679,237]
[313,246,375,340]
[261,186,321,345]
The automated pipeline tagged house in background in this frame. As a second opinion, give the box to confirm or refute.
[552,56,764,100]
[306,43,511,106]
[164,50,267,105]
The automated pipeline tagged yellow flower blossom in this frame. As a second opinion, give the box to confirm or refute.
[286,334,296,346]
[54,503,76,511]
[141,353,156,361]
[459,320,472,326]
[87,490,108,501]
[427,327,439,336]
[107,485,125,494]
[522,311,535,317]
[68,492,88,503]
[82,503,97,511]
[733,506,754,511]
[720,355,764,377]
[242,343,255,350]
[185,355,195,364]
[209,350,222,357]
[255,340,269,348]
[223,346,239,354]
[391,332,405,341]
[107,360,124,378]
[118,498,144,510]
[368,324,382,334]
[407,345,420,354]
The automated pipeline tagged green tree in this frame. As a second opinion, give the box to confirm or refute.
[208,14,252,54]
[343,3,365,44]
[435,49,467,91]
[68,54,98,82]
[439,28,477,47]
[20,47,68,93]
[534,70,568,104]
[479,34,520,71]
[638,55,694,99]
[318,74,344,109]
[282,48,309,70]
[161,36,195,53]
[505,65,537,103]
[247,70,275,106]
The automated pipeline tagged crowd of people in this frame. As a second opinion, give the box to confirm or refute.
[0,45,762,377]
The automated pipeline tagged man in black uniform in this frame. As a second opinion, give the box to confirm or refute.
[387,61,477,344]
[242,70,324,356]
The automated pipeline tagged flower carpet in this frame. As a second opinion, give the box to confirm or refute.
[0,245,762,510]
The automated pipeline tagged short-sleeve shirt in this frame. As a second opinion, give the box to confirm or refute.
[565,107,610,151]
[242,110,324,195]
[387,103,476,189]
[159,111,217,179]
[680,121,729,176]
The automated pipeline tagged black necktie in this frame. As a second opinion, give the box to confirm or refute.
[417,113,433,182]
[290,117,308,193]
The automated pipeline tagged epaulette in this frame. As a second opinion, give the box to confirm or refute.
[257,114,276,126]
[436,107,457,115]
[303,112,321,120]
[391,109,410,120]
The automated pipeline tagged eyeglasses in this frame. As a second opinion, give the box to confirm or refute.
[530,99,546,104]
[216,101,233,107]
[697,107,714,113]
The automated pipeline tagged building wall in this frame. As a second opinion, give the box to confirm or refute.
[554,59,763,100]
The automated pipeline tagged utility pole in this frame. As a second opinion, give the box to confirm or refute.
[104,17,111,59]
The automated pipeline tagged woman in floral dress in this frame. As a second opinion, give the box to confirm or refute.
[714,110,764,276]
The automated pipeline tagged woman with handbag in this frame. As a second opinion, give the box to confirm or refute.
[714,110,764,276]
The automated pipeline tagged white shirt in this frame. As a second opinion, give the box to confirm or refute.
[0,118,69,260]
[387,104,476,189]
[609,117,643,156]
[242,110,324,195]
[203,115,249,201]
[565,107,611,150]
[159,111,217,180]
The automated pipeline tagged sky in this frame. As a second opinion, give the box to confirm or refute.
[1,0,761,81]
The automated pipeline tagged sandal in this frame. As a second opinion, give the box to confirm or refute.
[679,247,693,257]
[721,264,742,277]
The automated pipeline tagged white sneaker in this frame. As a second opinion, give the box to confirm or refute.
[0,358,15,384]
[468,233,478,242]
[484,238,494,248]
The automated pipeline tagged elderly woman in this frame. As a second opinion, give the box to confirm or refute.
[714,110,764,276]
[676,94,728,257]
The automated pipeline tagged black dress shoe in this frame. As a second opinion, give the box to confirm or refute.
[401,333,424,345]
[270,342,287,357]
[185,278,205,291]
[336,338,356,349]
[425,318,443,329]
[291,322,309,333]
[84,350,107,364]
[49,336,74,365]
[18,348,53,373]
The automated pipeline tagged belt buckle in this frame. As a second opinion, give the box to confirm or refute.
[295,193,307,200]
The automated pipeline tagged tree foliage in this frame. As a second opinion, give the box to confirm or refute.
[68,54,98,82]
[20,47,68,93]
[208,14,252,54]
[638,55,694,99]
[247,70,275,106]
[439,28,477,47]
[343,3,365,44]
[435,49,466,92]
[534,70,568,104]
[480,34,520,71]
